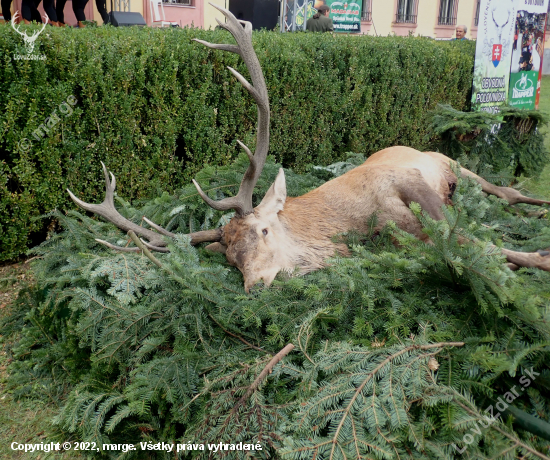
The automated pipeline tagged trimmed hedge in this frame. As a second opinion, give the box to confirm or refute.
[0,26,475,261]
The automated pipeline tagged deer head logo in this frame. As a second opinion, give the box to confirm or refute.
[491,7,511,44]
[519,73,528,90]
[11,12,49,55]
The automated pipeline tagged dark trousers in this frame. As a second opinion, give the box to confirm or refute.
[57,0,88,23]
[21,0,42,21]
[96,0,108,23]
[72,0,88,21]
[43,0,57,22]
[21,0,57,22]
[55,0,65,23]
[1,0,12,20]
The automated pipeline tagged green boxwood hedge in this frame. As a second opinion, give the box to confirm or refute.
[0,26,475,261]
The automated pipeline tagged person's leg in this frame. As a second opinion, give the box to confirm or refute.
[72,0,89,26]
[42,0,58,24]
[21,0,40,22]
[95,0,108,23]
[55,0,66,24]
[1,0,12,21]
[30,0,42,22]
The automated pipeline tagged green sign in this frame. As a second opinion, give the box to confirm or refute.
[301,0,362,33]
[297,1,317,28]
[508,71,538,109]
[327,0,362,33]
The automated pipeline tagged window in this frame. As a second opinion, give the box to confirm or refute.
[438,0,458,26]
[163,0,192,5]
[474,0,480,26]
[362,0,372,21]
[395,0,419,24]
[547,1,550,31]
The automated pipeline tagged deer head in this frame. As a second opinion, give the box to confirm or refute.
[68,5,290,291]
[519,73,528,90]
[11,12,49,54]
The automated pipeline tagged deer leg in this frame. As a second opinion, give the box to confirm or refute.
[500,248,550,271]
[423,152,550,206]
[397,174,447,221]
[460,169,550,206]
[395,176,550,272]
[381,172,449,242]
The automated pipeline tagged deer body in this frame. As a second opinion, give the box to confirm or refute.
[217,146,550,291]
[68,6,550,292]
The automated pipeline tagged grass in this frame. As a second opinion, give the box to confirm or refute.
[0,267,83,459]
[522,75,550,197]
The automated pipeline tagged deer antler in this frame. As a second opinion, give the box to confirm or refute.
[11,12,27,37]
[33,15,49,38]
[192,4,270,217]
[68,163,222,253]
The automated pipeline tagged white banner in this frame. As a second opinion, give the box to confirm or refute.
[471,0,517,113]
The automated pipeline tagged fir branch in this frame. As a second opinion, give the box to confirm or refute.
[328,342,464,460]
[127,230,164,268]
[205,309,272,355]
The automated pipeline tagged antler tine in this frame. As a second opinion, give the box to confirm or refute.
[95,239,141,253]
[192,39,240,56]
[68,163,170,248]
[142,216,223,244]
[192,179,245,214]
[11,12,26,37]
[193,3,270,217]
[69,163,224,252]
[37,14,49,34]
[140,239,170,253]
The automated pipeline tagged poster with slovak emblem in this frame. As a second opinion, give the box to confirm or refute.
[471,0,517,113]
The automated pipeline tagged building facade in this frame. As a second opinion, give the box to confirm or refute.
[360,0,550,46]
[2,0,550,47]
[2,0,226,28]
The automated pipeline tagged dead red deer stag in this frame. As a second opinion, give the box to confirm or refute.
[68,5,550,292]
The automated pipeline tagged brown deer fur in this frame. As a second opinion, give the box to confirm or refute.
[211,146,550,292]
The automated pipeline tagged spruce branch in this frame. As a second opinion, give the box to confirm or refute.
[329,342,464,460]
[205,310,272,355]
[133,230,268,354]
[127,230,164,268]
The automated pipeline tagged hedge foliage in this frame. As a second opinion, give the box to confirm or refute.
[0,25,475,261]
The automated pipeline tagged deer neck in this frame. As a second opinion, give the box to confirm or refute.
[277,193,356,272]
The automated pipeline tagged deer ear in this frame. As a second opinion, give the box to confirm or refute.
[256,168,287,214]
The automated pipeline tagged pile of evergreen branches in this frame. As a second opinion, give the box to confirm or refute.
[427,104,549,179]
[2,155,550,459]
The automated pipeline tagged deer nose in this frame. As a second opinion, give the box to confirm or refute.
[243,270,278,293]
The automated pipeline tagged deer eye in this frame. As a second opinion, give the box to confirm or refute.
[262,228,268,236]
